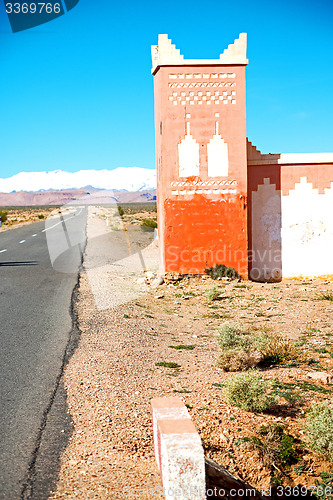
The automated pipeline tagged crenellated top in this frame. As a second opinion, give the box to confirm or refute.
[151,34,248,74]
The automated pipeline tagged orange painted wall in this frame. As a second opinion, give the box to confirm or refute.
[153,65,248,277]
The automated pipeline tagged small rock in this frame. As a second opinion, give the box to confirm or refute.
[219,433,229,443]
[307,371,333,384]
[137,277,148,285]
[145,271,156,279]
[154,294,164,299]
[151,276,164,288]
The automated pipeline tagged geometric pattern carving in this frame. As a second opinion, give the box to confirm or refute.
[168,74,236,106]
[169,82,236,88]
[168,73,236,80]
[171,188,237,196]
[170,180,237,187]
[169,90,236,106]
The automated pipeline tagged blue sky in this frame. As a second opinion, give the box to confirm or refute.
[0,0,332,177]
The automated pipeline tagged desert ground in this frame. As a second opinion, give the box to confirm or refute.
[0,206,61,230]
[45,206,333,499]
[2,205,333,497]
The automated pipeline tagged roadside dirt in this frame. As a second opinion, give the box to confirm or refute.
[50,209,333,499]
[0,207,62,231]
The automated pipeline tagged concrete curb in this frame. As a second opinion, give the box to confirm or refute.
[151,397,206,500]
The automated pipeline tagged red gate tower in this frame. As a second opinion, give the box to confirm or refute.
[152,34,249,277]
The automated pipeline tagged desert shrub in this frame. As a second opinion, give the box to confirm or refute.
[217,324,245,350]
[141,218,157,228]
[259,333,301,366]
[243,423,299,478]
[117,205,124,217]
[155,361,180,369]
[224,370,276,412]
[205,263,240,280]
[217,348,261,371]
[272,382,304,407]
[217,323,299,371]
[217,324,264,371]
[313,471,333,499]
[317,292,333,302]
[204,286,224,301]
[38,214,45,219]
[0,210,8,223]
[305,402,333,461]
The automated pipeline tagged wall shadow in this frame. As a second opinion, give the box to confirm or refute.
[248,162,282,282]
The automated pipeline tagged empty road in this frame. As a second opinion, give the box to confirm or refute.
[0,207,87,499]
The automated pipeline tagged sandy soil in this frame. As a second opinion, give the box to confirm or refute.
[50,208,333,499]
[0,207,66,231]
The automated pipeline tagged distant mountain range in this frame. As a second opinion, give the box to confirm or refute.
[0,168,156,193]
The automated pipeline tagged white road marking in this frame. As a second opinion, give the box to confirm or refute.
[0,249,7,253]
[41,209,83,233]
[32,234,37,237]
[19,240,26,244]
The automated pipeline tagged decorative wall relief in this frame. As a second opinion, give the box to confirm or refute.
[178,122,200,177]
[207,121,229,177]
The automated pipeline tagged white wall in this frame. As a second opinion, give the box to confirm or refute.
[281,177,333,277]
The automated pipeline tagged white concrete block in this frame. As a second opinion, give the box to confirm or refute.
[151,397,206,500]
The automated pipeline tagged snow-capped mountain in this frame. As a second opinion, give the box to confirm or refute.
[0,168,156,193]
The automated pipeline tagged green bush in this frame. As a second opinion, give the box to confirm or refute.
[141,218,157,228]
[155,361,180,369]
[224,370,276,412]
[305,402,333,461]
[38,214,45,219]
[217,323,301,371]
[204,286,224,301]
[117,206,124,217]
[217,324,264,371]
[243,423,299,477]
[317,292,333,302]
[0,210,8,223]
[205,263,240,280]
[217,324,246,350]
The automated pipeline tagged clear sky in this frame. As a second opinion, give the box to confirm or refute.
[0,0,332,177]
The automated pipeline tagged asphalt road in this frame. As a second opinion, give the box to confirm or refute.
[0,207,87,500]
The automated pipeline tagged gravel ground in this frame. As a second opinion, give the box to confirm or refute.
[50,207,333,499]
[0,207,63,231]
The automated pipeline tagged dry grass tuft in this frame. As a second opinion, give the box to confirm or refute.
[217,323,303,371]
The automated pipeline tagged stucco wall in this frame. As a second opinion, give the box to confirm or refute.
[282,176,333,278]
[248,149,333,280]
[152,35,249,277]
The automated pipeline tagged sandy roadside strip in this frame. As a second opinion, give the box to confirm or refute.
[50,207,164,499]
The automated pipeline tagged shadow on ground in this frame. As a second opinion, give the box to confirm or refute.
[0,261,38,267]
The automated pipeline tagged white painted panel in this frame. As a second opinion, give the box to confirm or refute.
[281,178,333,277]
[207,122,229,177]
[178,123,199,177]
